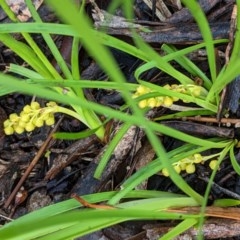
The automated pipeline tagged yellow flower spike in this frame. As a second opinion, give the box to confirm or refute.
[193,153,203,163]
[163,96,173,107]
[185,164,196,174]
[138,99,148,108]
[147,98,157,108]
[162,168,170,177]
[209,160,219,170]
[4,126,14,135]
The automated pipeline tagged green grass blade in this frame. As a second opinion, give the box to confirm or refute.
[0,33,51,77]
[161,44,212,89]
[230,144,240,175]
[94,122,131,179]
[25,0,73,79]
[160,218,198,240]
[181,0,216,82]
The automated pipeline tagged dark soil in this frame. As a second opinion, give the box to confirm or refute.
[0,0,240,239]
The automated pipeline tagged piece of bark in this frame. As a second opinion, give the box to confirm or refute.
[144,218,240,239]
[165,0,221,23]
[161,120,234,138]
[44,135,98,180]
[5,0,43,22]
[71,125,144,195]
[222,76,240,114]
[98,22,230,45]
[134,140,156,190]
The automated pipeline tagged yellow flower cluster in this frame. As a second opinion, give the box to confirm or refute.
[132,84,204,109]
[4,101,57,135]
[162,153,218,176]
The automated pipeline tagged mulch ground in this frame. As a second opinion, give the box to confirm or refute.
[0,0,239,239]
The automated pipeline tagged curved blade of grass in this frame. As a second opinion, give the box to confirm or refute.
[205,2,240,103]
[27,78,138,90]
[181,0,216,82]
[161,44,212,89]
[8,64,44,79]
[25,0,73,80]
[133,33,195,85]
[94,122,131,179]
[154,109,213,121]
[197,141,235,237]
[230,143,240,175]
[0,34,52,77]
[161,218,198,240]
[213,198,240,207]
[54,126,101,140]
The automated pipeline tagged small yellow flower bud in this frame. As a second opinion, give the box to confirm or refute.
[4,126,14,135]
[46,101,57,107]
[30,102,40,110]
[41,113,50,121]
[23,105,32,114]
[163,84,171,90]
[193,153,203,163]
[190,86,201,97]
[179,162,187,171]
[172,96,179,102]
[25,123,35,132]
[147,98,157,108]
[34,118,44,128]
[162,168,169,177]
[3,119,11,128]
[209,160,218,170]
[18,120,27,128]
[173,165,181,174]
[14,126,25,134]
[137,86,149,95]
[21,114,30,122]
[45,117,55,126]
[9,113,19,122]
[185,164,196,174]
[138,100,148,108]
[163,96,173,107]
